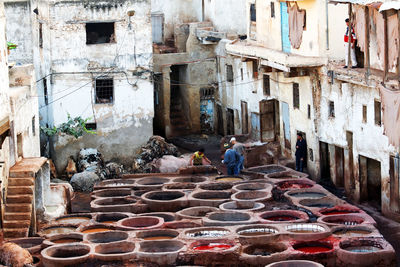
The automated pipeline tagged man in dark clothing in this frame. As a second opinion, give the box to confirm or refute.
[223,143,239,175]
[295,133,307,172]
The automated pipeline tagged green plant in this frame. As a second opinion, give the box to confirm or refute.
[41,114,96,139]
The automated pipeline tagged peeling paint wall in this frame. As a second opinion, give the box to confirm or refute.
[25,0,154,172]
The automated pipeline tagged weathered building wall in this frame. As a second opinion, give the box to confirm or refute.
[151,0,202,41]
[31,0,154,172]
[4,0,33,64]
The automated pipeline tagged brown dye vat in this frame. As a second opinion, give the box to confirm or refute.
[52,238,82,244]
[81,228,111,234]
[200,183,233,191]
[56,216,90,224]
[334,229,372,236]
[277,181,313,190]
[101,221,116,224]
[46,245,90,258]
[42,226,76,235]
[143,236,175,240]
[244,244,286,256]
[216,176,243,182]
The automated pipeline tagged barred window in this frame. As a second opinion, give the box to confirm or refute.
[95,78,113,104]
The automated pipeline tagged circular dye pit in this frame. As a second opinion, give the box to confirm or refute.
[185,228,230,238]
[98,179,136,188]
[259,210,308,223]
[93,197,136,206]
[55,215,91,225]
[293,241,333,254]
[139,240,185,253]
[200,183,233,191]
[137,229,179,240]
[177,206,219,219]
[208,212,250,222]
[340,238,384,253]
[277,180,313,190]
[191,191,231,200]
[52,238,82,244]
[333,227,372,237]
[249,165,286,174]
[285,224,327,234]
[93,188,132,198]
[193,243,232,251]
[288,191,327,199]
[42,226,77,235]
[232,190,270,202]
[233,182,269,191]
[144,191,184,201]
[237,225,278,236]
[220,201,264,212]
[94,241,135,261]
[173,176,207,184]
[164,183,197,190]
[320,207,360,216]
[86,231,128,244]
[320,215,365,226]
[41,244,91,266]
[298,199,335,209]
[266,260,324,267]
[119,216,163,230]
[215,176,244,182]
[137,177,170,185]
[139,213,175,222]
[95,213,129,224]
[81,228,112,234]
[243,243,287,256]
[8,237,44,254]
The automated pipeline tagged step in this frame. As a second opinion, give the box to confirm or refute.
[3,220,31,229]
[3,228,29,239]
[7,186,34,195]
[6,194,33,204]
[5,204,32,213]
[8,177,34,186]
[4,212,31,221]
[9,170,36,178]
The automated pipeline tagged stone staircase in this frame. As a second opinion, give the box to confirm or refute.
[3,157,47,239]
[170,98,191,136]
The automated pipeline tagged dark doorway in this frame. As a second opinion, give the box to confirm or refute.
[346,131,355,191]
[153,74,165,136]
[216,105,224,136]
[335,146,344,187]
[260,99,280,142]
[390,155,400,213]
[17,133,23,158]
[320,142,331,181]
[359,155,382,208]
[226,108,235,135]
[241,101,249,134]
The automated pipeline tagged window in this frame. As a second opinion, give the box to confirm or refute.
[329,101,335,117]
[39,23,43,48]
[362,105,367,123]
[309,148,313,161]
[250,4,256,22]
[263,75,270,96]
[86,23,115,45]
[240,68,243,80]
[271,2,275,18]
[226,65,233,82]
[307,104,311,119]
[95,78,114,104]
[32,117,35,136]
[374,100,381,126]
[293,83,299,109]
[85,123,97,130]
[252,60,258,78]
[43,78,48,105]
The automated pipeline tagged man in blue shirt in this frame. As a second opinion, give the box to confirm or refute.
[223,143,240,175]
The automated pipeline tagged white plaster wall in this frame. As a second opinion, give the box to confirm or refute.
[4,1,33,64]
[151,0,202,40]
[203,0,247,35]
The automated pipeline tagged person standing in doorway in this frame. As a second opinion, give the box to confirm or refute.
[223,143,239,175]
[344,18,358,69]
[230,137,245,174]
[295,133,307,172]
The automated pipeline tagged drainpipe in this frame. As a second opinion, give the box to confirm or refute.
[396,153,400,202]
[326,0,329,50]
[202,0,205,22]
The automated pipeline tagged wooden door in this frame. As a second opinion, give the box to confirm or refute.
[260,100,276,142]
[241,101,249,134]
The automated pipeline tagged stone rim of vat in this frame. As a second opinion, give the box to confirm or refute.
[266,169,308,179]
[136,240,186,266]
[176,206,220,220]
[183,227,233,239]
[78,223,121,234]
[136,177,171,187]
[92,188,132,199]
[136,229,180,240]
[331,225,377,237]
[297,197,339,209]
[258,210,309,224]
[40,224,78,237]
[8,237,45,254]
[118,216,164,230]
[93,241,136,261]
[231,190,272,202]
[284,223,331,241]
[141,190,186,202]
[203,211,255,226]
[284,188,329,201]
[42,233,84,248]
[172,176,208,184]
[219,201,265,212]
[84,230,129,244]
[244,164,289,175]
[91,196,137,207]
[339,237,387,253]
[138,212,176,222]
[265,260,324,267]
[41,243,92,265]
[319,205,361,216]
[94,179,136,189]
[189,239,238,253]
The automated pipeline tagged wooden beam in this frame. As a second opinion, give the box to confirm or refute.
[261,59,291,73]
[397,10,400,83]
[0,117,10,136]
[365,6,370,75]
[384,11,389,82]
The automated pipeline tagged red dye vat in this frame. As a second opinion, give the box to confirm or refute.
[266,216,297,221]
[278,182,313,190]
[296,246,332,253]
[194,243,232,251]
[322,211,355,215]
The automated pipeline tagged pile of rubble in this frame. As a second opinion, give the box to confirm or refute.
[132,136,180,173]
